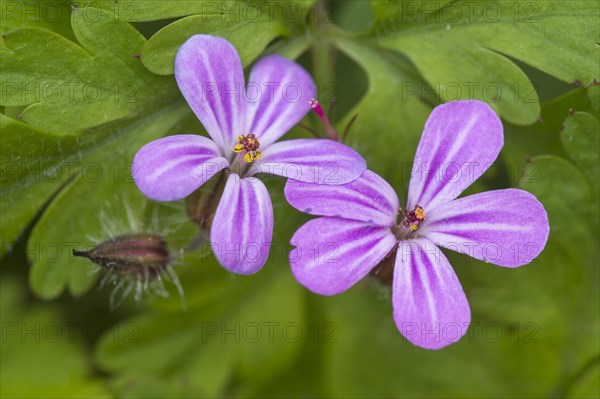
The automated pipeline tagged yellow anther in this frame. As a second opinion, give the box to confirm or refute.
[233,143,244,153]
[409,224,419,232]
[253,150,262,160]
[414,206,426,221]
[243,152,254,163]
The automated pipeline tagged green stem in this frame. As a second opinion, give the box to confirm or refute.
[310,0,341,140]
[310,0,335,105]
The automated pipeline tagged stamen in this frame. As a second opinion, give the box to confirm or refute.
[233,134,261,163]
[401,205,426,232]
[414,206,426,221]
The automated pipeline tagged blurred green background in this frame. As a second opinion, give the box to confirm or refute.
[1,1,598,398]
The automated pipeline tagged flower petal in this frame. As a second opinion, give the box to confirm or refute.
[132,135,228,201]
[210,175,273,274]
[407,100,503,211]
[422,189,549,267]
[393,238,471,350]
[246,55,316,147]
[175,35,246,152]
[250,138,366,184]
[290,217,397,295]
[284,170,399,226]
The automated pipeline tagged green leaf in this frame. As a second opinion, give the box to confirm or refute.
[78,0,246,21]
[486,155,596,331]
[501,89,593,185]
[385,30,539,124]
[0,115,76,257]
[0,177,66,259]
[519,155,595,261]
[0,0,75,39]
[141,17,288,75]
[373,0,599,124]
[77,0,316,22]
[561,111,600,196]
[27,103,189,299]
[371,0,454,21]
[0,276,109,398]
[567,361,600,399]
[73,1,314,76]
[0,6,173,132]
[0,8,188,296]
[96,264,304,397]
[519,155,599,392]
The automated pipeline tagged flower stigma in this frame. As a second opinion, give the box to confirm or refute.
[233,134,262,163]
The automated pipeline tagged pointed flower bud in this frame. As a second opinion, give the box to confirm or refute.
[74,233,170,278]
[74,233,182,309]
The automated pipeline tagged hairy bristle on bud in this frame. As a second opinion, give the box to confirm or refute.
[74,233,183,309]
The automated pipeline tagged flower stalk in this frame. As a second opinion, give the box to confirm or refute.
[310,0,335,97]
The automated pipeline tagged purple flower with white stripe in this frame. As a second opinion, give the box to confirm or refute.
[132,35,366,274]
[285,100,549,349]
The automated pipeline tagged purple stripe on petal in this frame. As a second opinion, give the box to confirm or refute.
[422,189,549,267]
[284,170,400,226]
[250,138,366,184]
[393,238,470,350]
[210,175,273,274]
[290,217,397,295]
[132,135,229,201]
[175,35,246,152]
[407,101,503,211]
[246,55,316,147]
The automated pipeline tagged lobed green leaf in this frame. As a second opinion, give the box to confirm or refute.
[372,0,599,125]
